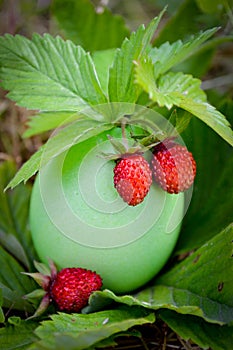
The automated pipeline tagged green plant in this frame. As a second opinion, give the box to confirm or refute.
[0,0,232,349]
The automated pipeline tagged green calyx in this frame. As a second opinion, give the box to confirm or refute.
[100,120,161,161]
[22,260,57,319]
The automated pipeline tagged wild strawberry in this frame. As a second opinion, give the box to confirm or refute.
[151,139,196,194]
[23,261,102,318]
[114,154,152,206]
[50,267,102,312]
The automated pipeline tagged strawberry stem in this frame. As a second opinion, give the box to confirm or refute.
[121,118,129,150]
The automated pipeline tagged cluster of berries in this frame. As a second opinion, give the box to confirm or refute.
[114,138,196,206]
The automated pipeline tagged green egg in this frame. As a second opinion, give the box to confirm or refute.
[30,128,184,293]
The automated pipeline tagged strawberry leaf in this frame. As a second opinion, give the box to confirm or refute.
[154,224,233,325]
[5,148,44,191]
[135,60,233,145]
[0,33,107,112]
[108,9,166,103]
[177,98,233,146]
[89,224,233,325]
[30,307,155,350]
[23,112,80,138]
[135,59,206,108]
[92,49,116,94]
[6,120,113,189]
[173,35,233,78]
[150,27,218,79]
[0,319,38,349]
[160,310,233,350]
[52,0,130,51]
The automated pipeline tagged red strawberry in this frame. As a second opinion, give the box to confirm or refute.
[23,261,102,318]
[114,154,152,206]
[50,267,102,312]
[151,139,196,194]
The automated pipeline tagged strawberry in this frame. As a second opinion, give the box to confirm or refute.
[151,139,196,194]
[113,154,152,206]
[23,261,102,318]
[50,267,102,312]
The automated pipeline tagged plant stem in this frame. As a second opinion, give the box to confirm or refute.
[121,118,129,149]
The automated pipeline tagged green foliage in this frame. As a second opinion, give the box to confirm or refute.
[0,319,38,350]
[108,11,165,103]
[154,0,233,79]
[0,33,107,112]
[0,162,37,311]
[172,35,233,78]
[89,224,233,325]
[23,112,79,138]
[0,244,36,311]
[52,0,130,51]
[0,11,232,189]
[196,0,227,14]
[0,290,5,323]
[137,68,206,108]
[0,162,36,267]
[160,310,233,350]
[4,149,44,191]
[155,224,233,325]
[178,106,233,252]
[92,49,116,94]
[150,28,219,79]
[154,0,208,45]
[135,58,233,145]
[29,307,154,350]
